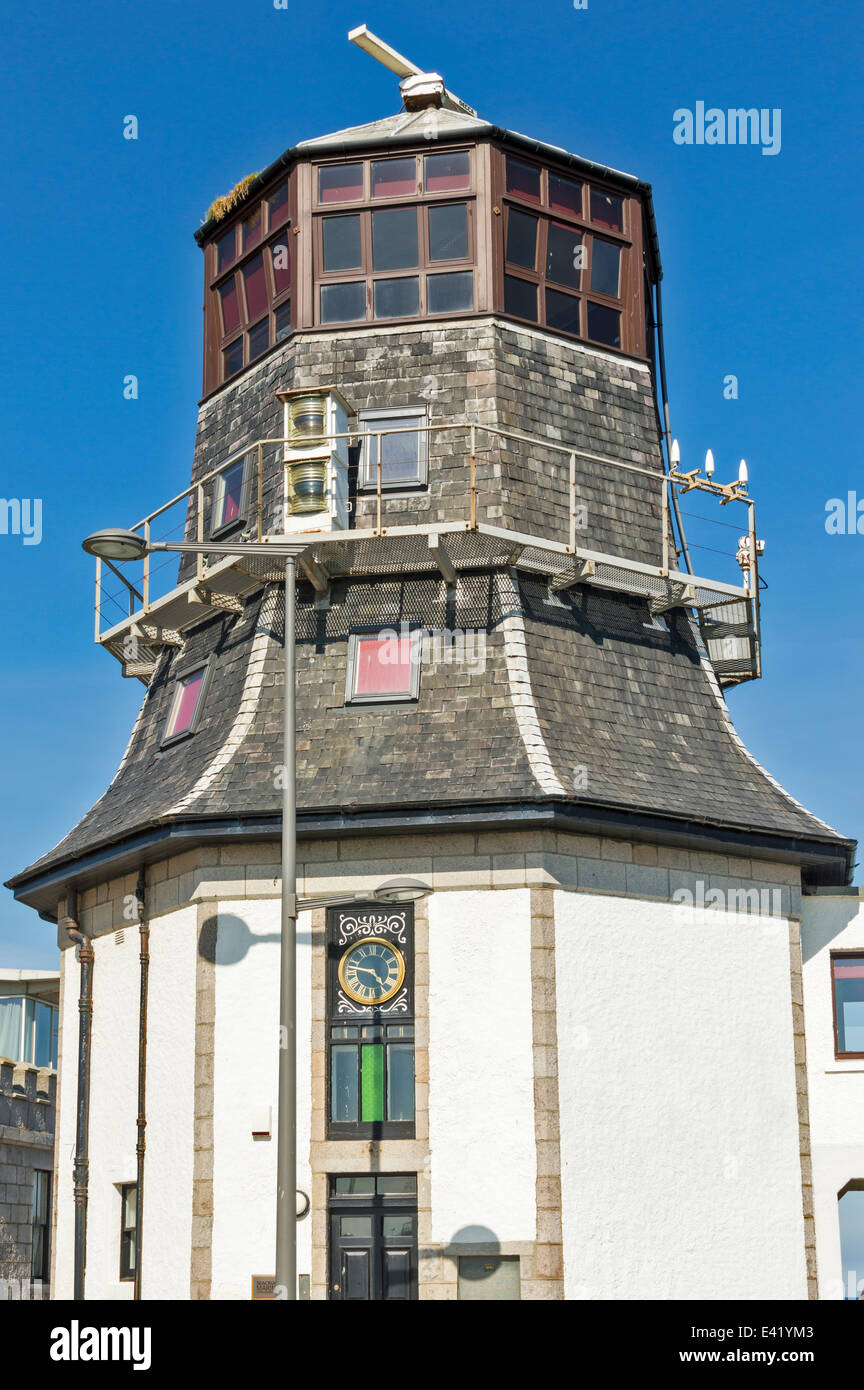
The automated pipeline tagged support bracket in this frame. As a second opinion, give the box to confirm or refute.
[550,558,596,592]
[428,533,458,590]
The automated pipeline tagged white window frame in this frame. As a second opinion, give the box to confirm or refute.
[345,628,422,704]
[358,405,428,492]
[0,995,58,1067]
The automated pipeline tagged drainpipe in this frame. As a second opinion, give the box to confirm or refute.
[62,890,92,1302]
[134,868,149,1301]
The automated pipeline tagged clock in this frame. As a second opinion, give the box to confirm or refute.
[338,936,405,1005]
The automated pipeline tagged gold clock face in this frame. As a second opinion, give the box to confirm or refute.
[338,937,405,1005]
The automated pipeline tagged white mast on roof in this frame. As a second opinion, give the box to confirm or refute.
[348,24,477,117]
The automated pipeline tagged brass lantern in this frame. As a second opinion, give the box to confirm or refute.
[286,456,329,514]
[289,393,326,441]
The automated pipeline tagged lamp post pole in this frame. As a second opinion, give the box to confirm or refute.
[81,527,433,1305]
[276,554,297,1299]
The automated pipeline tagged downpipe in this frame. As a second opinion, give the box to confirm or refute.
[134,867,149,1300]
[62,890,93,1302]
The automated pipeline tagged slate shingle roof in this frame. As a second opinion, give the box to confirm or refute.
[10,570,851,892]
[7,319,853,899]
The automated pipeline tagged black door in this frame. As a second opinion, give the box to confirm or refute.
[329,1205,417,1300]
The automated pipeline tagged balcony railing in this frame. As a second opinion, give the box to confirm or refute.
[90,419,761,687]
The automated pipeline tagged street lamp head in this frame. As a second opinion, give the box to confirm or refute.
[82,528,149,562]
[372,877,432,904]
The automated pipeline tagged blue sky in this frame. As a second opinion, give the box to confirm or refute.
[1,0,862,966]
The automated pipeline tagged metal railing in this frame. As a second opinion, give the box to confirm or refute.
[93,419,757,644]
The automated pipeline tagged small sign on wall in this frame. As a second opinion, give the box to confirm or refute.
[251,1275,311,1300]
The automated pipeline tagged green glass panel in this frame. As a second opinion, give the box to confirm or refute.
[361,1043,385,1122]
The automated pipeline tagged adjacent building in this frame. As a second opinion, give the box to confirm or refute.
[0,969,58,1299]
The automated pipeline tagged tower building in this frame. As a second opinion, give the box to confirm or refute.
[6,33,857,1301]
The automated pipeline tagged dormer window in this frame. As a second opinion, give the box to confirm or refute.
[163,663,209,744]
[346,630,421,704]
[212,457,249,534]
[359,406,428,491]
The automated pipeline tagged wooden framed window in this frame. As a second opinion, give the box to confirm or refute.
[119,1183,137,1281]
[313,150,476,327]
[496,149,640,355]
[832,953,864,1059]
[327,904,416,1140]
[204,176,294,391]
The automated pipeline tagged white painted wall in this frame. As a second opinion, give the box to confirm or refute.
[800,892,864,1300]
[53,908,198,1300]
[428,889,536,1246]
[555,891,806,1300]
[142,906,197,1299]
[210,899,312,1298]
[83,919,138,1301]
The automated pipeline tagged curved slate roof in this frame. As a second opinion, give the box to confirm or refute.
[9,571,853,904]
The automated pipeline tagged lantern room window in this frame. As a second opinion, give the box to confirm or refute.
[267,178,290,227]
[313,151,475,328]
[346,630,421,703]
[319,162,364,203]
[424,150,470,192]
[206,179,293,387]
[163,663,209,744]
[372,157,416,198]
[500,156,629,351]
[590,186,623,230]
[506,156,541,202]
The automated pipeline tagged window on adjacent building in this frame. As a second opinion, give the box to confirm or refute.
[314,152,475,327]
[119,1183,137,1281]
[501,155,628,350]
[31,1170,51,1281]
[358,407,428,491]
[0,996,58,1067]
[345,631,421,704]
[327,905,416,1139]
[162,664,208,744]
[833,954,864,1057]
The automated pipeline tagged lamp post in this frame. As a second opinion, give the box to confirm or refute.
[82,528,430,1299]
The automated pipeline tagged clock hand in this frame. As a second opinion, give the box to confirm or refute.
[355,966,385,983]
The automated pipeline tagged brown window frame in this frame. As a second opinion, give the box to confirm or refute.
[831,950,864,1061]
[312,149,477,328]
[204,175,295,391]
[492,146,644,358]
